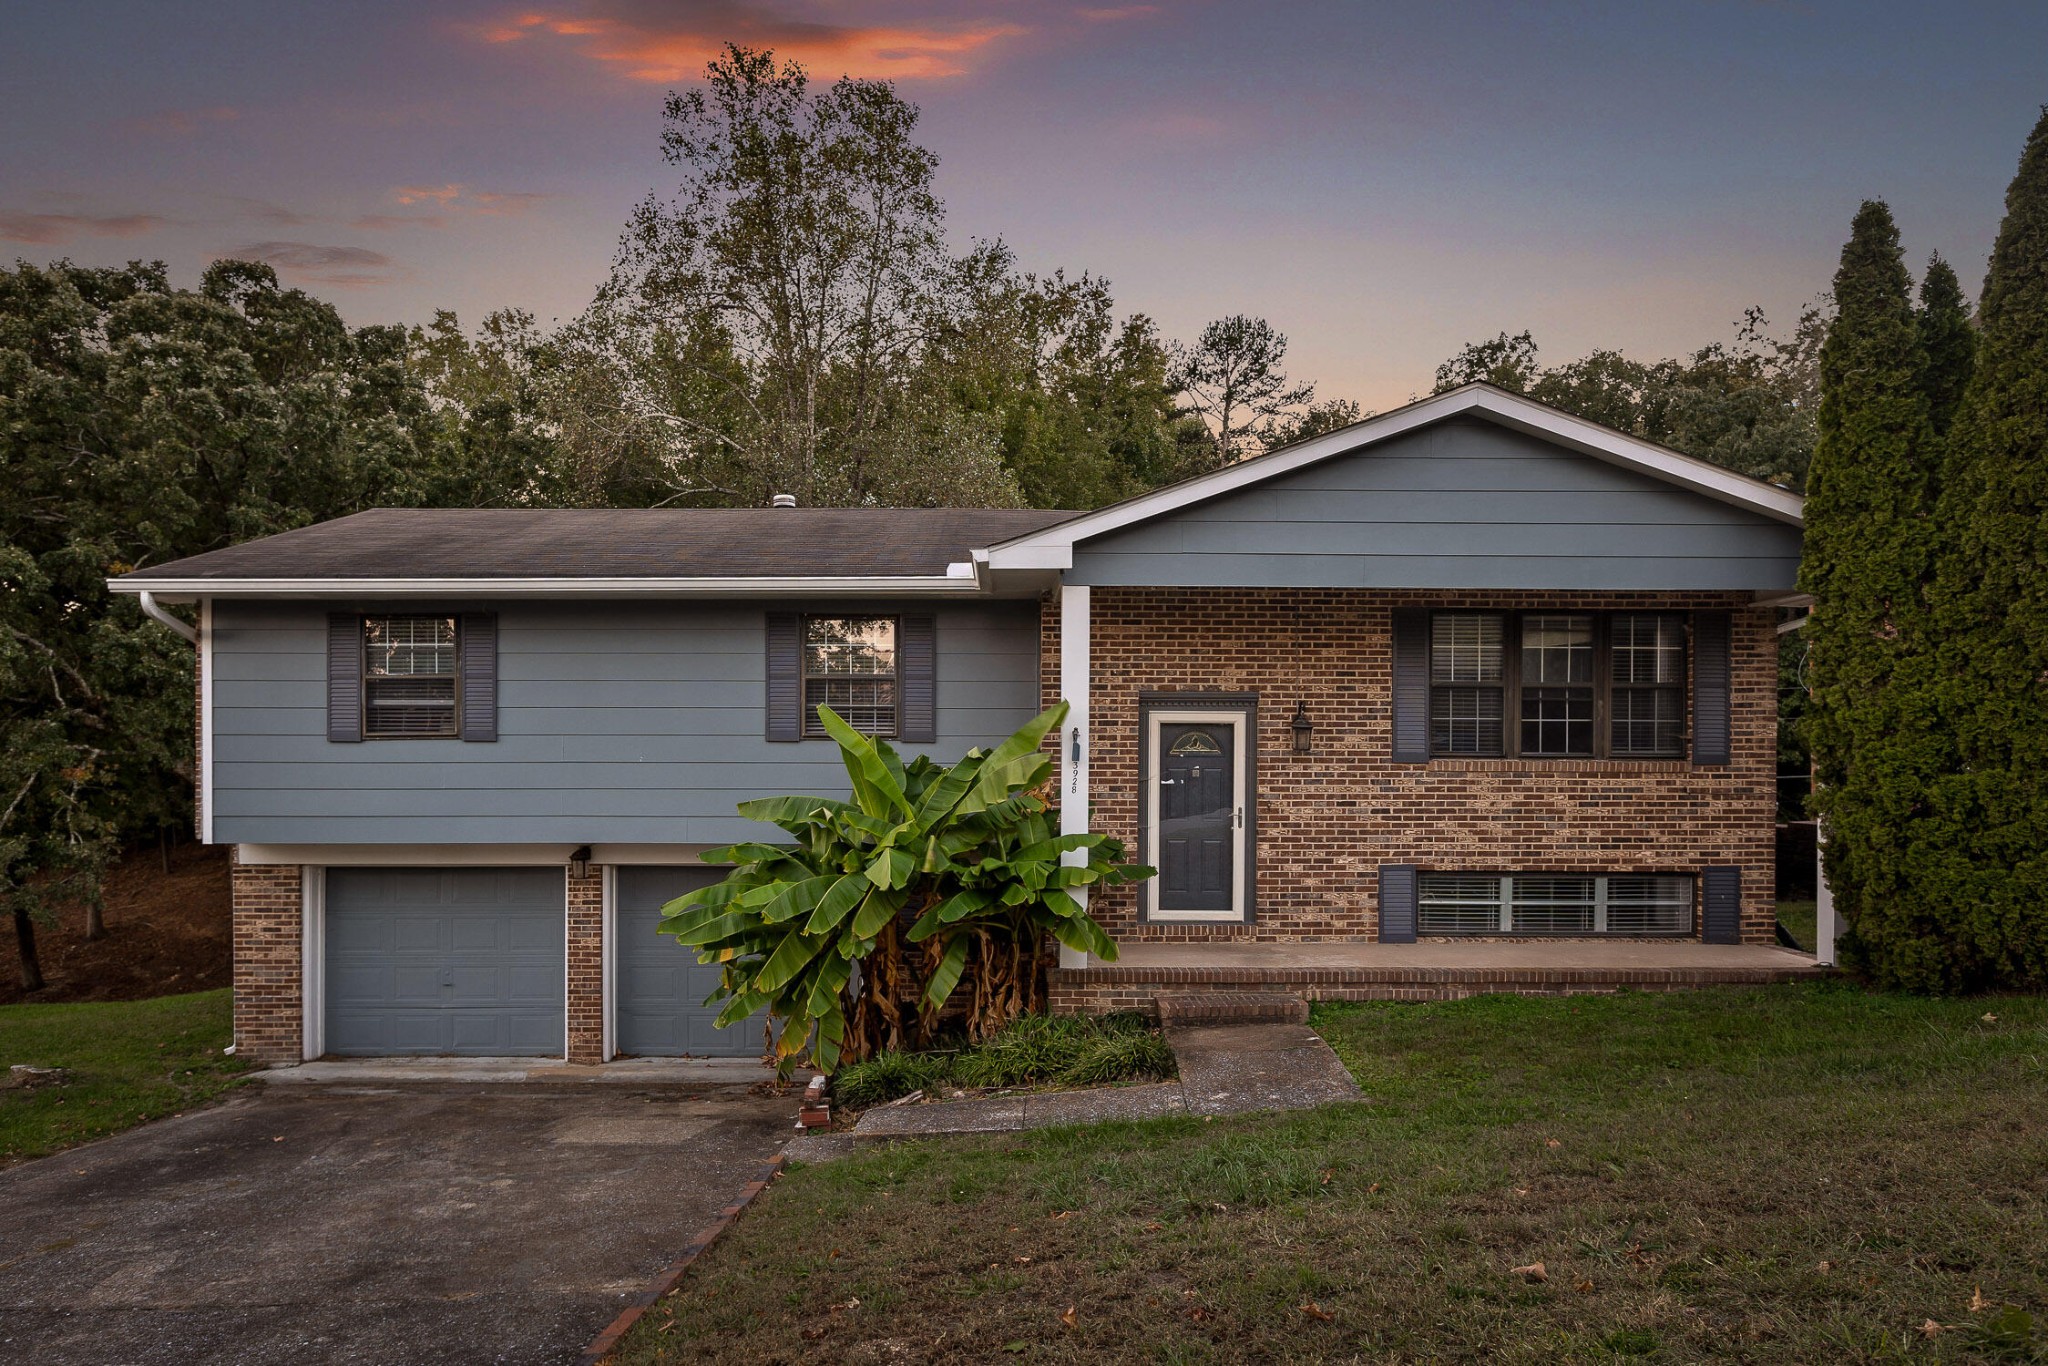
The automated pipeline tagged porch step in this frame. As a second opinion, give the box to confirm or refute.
[1155,992,1309,1026]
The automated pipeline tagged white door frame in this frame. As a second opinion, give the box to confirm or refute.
[1142,707,1250,922]
[300,865,324,1061]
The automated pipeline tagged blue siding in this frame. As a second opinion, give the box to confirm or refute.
[1066,418,1802,590]
[212,599,1043,844]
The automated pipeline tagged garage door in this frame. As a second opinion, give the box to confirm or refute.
[325,867,565,1057]
[615,866,767,1057]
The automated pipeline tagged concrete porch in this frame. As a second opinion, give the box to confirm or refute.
[1050,940,1826,1015]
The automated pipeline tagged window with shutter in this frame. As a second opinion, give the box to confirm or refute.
[801,615,898,738]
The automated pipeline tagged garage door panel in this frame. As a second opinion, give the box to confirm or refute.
[325,867,565,1057]
[615,866,764,1058]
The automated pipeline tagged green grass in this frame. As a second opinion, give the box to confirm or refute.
[618,984,2048,1364]
[1780,899,1819,952]
[833,1013,1175,1109]
[0,988,252,1163]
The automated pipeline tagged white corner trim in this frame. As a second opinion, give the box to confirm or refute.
[980,384,1803,570]
[300,866,324,1061]
[600,863,617,1063]
[199,598,214,845]
[1058,586,1091,970]
[106,573,989,600]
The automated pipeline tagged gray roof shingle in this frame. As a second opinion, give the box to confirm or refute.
[116,507,1081,582]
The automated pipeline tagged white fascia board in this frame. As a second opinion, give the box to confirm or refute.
[106,574,988,600]
[979,385,1803,568]
[236,843,584,866]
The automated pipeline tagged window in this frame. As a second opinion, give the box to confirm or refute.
[1418,872,1693,936]
[1428,611,1687,759]
[363,615,458,738]
[1429,613,1504,755]
[802,615,897,737]
[1610,614,1687,756]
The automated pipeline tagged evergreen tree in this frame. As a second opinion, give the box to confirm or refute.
[1916,255,1976,437]
[1923,108,2048,991]
[1797,200,1942,988]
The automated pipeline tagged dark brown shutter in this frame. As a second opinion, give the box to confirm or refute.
[897,614,937,743]
[1379,864,1418,943]
[1692,611,1731,765]
[327,614,363,743]
[765,612,802,742]
[1391,608,1430,763]
[459,612,498,742]
[1701,865,1741,943]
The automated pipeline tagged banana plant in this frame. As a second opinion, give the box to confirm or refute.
[657,701,1150,1074]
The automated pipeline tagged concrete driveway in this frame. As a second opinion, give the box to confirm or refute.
[0,1080,792,1365]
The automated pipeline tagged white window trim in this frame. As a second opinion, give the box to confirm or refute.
[1143,708,1249,923]
[199,598,214,844]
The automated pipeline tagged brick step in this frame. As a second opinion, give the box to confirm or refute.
[1156,992,1309,1026]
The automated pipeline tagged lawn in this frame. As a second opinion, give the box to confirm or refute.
[615,984,2047,1364]
[0,988,251,1163]
[1779,899,1818,952]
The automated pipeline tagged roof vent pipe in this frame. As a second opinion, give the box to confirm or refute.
[770,493,797,508]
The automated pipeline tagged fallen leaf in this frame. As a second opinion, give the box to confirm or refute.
[1015,1255,1034,1264]
[1187,1306,1211,1322]
[1513,1187,1530,1197]
[1982,1012,1998,1023]
[272,1136,284,1143]
[1059,1304,1078,1329]
[1142,1221,1164,1232]
[1053,1210,1077,1221]
[829,1297,860,1313]
[1970,1286,1991,1312]
[1367,1182,1381,1194]
[800,1325,826,1341]
[1920,1319,1944,1339]
[1298,1301,1334,1322]
[1544,1138,1561,1149]
[1320,1168,1335,1185]
[1818,1261,1835,1274]
[1574,1277,1595,1293]
[828,1248,842,1259]
[1511,1262,1548,1283]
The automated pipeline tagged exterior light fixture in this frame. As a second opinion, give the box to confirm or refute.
[1290,701,1313,756]
[569,845,592,879]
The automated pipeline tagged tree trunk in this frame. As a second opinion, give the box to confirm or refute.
[161,826,173,875]
[13,905,46,993]
[84,896,105,942]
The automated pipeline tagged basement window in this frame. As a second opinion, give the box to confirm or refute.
[1417,872,1693,936]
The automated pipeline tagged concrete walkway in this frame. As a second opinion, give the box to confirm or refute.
[807,1020,1360,1156]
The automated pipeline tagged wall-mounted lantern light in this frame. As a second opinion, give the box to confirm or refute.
[570,845,592,879]
[1290,701,1314,756]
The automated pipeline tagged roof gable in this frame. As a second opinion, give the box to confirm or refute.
[980,384,1802,576]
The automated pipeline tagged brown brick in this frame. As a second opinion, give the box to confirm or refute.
[230,855,302,1065]
[1044,588,1778,946]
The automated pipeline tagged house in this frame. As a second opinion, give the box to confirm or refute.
[110,384,1816,1068]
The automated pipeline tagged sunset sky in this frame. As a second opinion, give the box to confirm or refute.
[5,1,2043,411]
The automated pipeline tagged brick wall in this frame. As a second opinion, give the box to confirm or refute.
[231,857,302,1064]
[567,867,604,1063]
[1043,588,1778,945]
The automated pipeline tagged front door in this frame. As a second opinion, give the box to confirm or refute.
[1145,709,1249,921]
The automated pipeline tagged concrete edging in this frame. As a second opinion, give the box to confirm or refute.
[576,1152,786,1365]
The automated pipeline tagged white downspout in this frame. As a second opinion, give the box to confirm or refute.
[138,590,199,643]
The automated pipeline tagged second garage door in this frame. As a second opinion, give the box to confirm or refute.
[615,866,767,1057]
[325,867,565,1057]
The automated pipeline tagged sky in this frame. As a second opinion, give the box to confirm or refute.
[4,0,2044,412]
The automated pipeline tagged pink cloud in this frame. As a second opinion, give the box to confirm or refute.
[476,1,1025,81]
[391,184,551,214]
[0,212,170,245]
[1077,5,1159,20]
[353,213,449,231]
